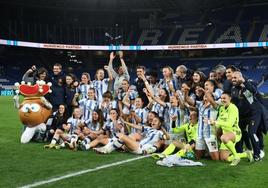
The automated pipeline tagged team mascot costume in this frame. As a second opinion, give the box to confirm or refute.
[13,80,52,143]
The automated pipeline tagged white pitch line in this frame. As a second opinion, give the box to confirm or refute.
[19,155,151,188]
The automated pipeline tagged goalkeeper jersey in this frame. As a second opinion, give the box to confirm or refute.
[172,122,198,143]
[216,103,241,136]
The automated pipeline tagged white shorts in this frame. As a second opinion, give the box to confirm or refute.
[21,123,46,144]
[132,143,152,155]
[196,136,218,152]
[62,133,72,142]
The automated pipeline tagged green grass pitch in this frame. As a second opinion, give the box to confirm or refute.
[0,96,268,188]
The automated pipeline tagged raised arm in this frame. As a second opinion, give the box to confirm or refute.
[150,95,166,107]
[40,97,52,109]
[104,65,114,81]
[184,89,195,107]
[161,127,170,140]
[118,51,130,80]
[120,118,142,130]
[205,91,218,109]
[122,91,131,108]
[107,52,117,78]
[142,88,154,110]
[72,93,80,107]
[13,95,20,109]
[167,80,176,95]
[185,103,197,111]
[22,65,36,83]
[140,73,154,95]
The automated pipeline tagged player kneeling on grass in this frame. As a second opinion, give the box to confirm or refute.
[44,107,84,149]
[207,92,253,166]
[94,116,169,154]
[194,92,220,161]
[152,111,198,159]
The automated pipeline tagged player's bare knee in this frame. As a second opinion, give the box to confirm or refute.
[220,135,228,144]
[219,152,228,161]
[55,129,62,134]
[220,155,228,161]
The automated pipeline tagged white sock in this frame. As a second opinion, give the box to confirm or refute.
[84,137,91,145]
[51,138,58,145]
[70,134,78,144]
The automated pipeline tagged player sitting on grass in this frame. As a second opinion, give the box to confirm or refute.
[45,104,68,142]
[93,116,169,154]
[80,108,125,151]
[152,111,198,159]
[44,107,84,149]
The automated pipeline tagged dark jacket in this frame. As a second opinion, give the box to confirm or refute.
[134,78,149,107]
[47,72,65,109]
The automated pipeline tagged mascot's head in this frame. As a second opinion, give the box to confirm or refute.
[14,81,52,127]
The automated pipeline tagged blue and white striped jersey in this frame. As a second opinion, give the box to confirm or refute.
[99,100,118,120]
[135,107,148,125]
[128,106,148,134]
[92,78,109,102]
[140,127,164,147]
[214,88,223,100]
[118,90,138,115]
[151,102,170,131]
[167,104,187,131]
[117,90,138,101]
[76,83,93,100]
[176,90,196,103]
[102,119,124,138]
[151,102,165,118]
[78,99,98,123]
[159,77,178,96]
[196,101,218,138]
[67,117,84,134]
[86,121,101,131]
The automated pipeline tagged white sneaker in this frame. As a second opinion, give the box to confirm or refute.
[156,160,166,166]
[103,144,114,154]
[246,150,254,163]
[143,146,157,154]
[93,147,102,153]
[230,157,241,166]
[93,147,106,154]
[260,150,265,159]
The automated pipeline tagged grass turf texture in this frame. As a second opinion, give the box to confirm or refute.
[0,96,268,188]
